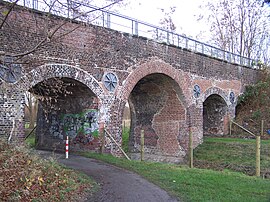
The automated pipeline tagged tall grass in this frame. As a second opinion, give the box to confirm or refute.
[81,151,270,202]
[194,137,270,176]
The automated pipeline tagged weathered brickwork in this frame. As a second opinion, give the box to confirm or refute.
[0,3,262,163]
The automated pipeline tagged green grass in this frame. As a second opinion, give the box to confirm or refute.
[80,152,270,202]
[25,125,37,148]
[194,137,270,176]
[122,127,130,153]
[25,134,36,148]
[25,135,35,148]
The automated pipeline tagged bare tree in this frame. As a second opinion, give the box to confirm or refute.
[199,0,270,63]
[0,0,124,142]
[148,6,178,43]
[25,92,38,129]
[0,0,123,59]
[158,6,177,33]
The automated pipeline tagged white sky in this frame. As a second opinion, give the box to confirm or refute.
[118,0,208,40]
[18,0,210,43]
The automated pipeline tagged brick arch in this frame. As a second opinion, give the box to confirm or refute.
[119,59,188,107]
[17,64,104,98]
[203,87,229,106]
[202,87,231,136]
[115,59,190,162]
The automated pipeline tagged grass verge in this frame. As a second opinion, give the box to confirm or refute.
[25,133,36,148]
[194,137,270,176]
[0,139,98,201]
[80,151,270,202]
[122,127,130,153]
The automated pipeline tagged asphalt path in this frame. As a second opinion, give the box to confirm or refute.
[38,151,179,202]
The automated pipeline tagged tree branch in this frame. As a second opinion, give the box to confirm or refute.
[2,0,121,58]
[0,0,20,30]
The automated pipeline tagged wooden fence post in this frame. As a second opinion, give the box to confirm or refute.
[141,129,144,161]
[256,135,261,177]
[255,120,263,177]
[261,120,264,137]
[189,130,193,168]
[229,120,232,136]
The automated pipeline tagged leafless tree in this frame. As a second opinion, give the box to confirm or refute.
[0,0,123,59]
[199,0,270,63]
[158,6,176,33]
[25,92,38,129]
[0,0,124,142]
[148,6,178,43]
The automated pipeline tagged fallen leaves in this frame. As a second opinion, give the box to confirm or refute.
[0,139,93,201]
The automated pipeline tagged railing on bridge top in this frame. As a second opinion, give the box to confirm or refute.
[6,0,258,68]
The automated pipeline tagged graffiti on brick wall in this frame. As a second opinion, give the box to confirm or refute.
[61,109,99,144]
[49,113,62,139]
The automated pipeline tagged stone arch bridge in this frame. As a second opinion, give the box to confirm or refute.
[0,2,261,163]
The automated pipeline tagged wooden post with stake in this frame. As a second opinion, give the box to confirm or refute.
[141,129,144,161]
[256,135,261,177]
[256,120,263,177]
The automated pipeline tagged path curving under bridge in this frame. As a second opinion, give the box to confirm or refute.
[38,151,179,202]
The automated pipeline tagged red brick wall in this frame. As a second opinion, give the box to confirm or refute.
[0,2,263,162]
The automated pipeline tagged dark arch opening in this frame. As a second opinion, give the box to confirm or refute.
[203,94,229,136]
[27,77,100,151]
[127,73,187,163]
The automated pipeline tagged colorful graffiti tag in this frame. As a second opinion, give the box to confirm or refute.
[61,109,99,144]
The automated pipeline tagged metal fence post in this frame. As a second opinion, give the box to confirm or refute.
[106,13,111,28]
[33,0,38,9]
[202,44,204,54]
[132,20,134,35]
[102,12,105,27]
[134,21,138,36]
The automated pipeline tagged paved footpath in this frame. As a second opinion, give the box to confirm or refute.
[38,151,179,202]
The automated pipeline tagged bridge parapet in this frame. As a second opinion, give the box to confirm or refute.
[9,0,257,68]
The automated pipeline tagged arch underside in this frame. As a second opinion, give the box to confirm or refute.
[203,94,229,136]
[33,77,101,151]
[128,73,188,163]
[17,64,105,151]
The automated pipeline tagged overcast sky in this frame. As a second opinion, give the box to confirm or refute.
[118,0,209,40]
[17,0,211,43]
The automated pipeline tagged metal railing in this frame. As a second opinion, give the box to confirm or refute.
[6,0,258,68]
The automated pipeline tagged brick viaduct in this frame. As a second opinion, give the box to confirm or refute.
[0,2,262,163]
